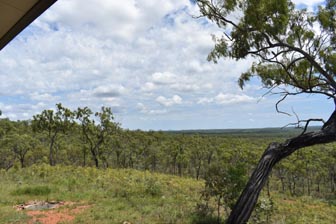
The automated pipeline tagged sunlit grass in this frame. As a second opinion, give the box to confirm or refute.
[0,165,335,223]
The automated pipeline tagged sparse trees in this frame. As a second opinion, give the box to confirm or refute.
[75,106,118,168]
[32,103,74,166]
[197,0,336,223]
[8,121,37,168]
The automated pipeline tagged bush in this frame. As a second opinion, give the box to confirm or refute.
[144,177,162,196]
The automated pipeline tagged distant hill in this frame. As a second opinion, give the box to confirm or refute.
[164,126,321,137]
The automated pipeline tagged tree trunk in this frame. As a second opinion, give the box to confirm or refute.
[280,175,285,192]
[49,137,55,166]
[90,146,99,168]
[83,148,87,167]
[227,110,336,224]
[49,132,58,166]
[20,156,25,168]
[93,155,99,168]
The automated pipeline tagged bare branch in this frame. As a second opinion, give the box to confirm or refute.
[276,94,292,116]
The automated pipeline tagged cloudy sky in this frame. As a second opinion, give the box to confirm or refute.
[0,0,332,130]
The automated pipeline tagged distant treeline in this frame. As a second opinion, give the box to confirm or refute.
[0,104,335,202]
[165,126,322,137]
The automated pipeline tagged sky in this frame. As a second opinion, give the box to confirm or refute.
[0,0,333,130]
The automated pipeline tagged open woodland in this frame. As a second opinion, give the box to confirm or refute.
[0,0,335,223]
[0,105,335,223]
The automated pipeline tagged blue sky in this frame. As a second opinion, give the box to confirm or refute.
[0,0,331,130]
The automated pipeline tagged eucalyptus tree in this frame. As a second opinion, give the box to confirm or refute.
[75,106,119,168]
[189,135,208,179]
[197,0,336,223]
[0,118,15,170]
[7,121,37,168]
[32,103,74,166]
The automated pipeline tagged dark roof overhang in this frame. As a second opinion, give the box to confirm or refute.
[0,0,57,50]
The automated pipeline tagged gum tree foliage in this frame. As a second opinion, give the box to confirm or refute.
[5,121,37,168]
[201,163,246,223]
[32,103,74,166]
[0,118,15,170]
[75,106,119,168]
[196,0,336,223]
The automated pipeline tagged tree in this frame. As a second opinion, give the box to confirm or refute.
[0,118,16,170]
[32,103,74,166]
[75,106,118,168]
[202,163,246,223]
[7,121,37,168]
[196,0,336,223]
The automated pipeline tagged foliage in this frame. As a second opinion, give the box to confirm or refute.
[198,0,335,103]
[250,197,275,224]
[196,0,336,222]
[0,104,336,222]
[200,163,247,223]
[75,106,119,168]
[32,103,74,166]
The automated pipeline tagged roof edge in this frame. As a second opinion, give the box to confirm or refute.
[0,0,57,51]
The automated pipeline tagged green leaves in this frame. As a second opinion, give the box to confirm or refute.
[197,0,336,99]
[75,106,119,168]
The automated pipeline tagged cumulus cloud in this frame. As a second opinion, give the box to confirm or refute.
[141,82,157,92]
[156,95,183,107]
[0,102,48,120]
[40,0,190,41]
[197,97,214,104]
[198,93,255,105]
[92,85,126,98]
[137,102,167,115]
[3,0,313,130]
[152,72,177,85]
[30,92,59,102]
[145,71,214,94]
[215,93,255,104]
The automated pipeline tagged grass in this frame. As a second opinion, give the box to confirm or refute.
[11,185,51,196]
[0,165,335,223]
[0,165,202,223]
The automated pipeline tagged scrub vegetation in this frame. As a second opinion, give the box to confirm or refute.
[0,107,335,223]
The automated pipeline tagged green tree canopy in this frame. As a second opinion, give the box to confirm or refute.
[75,106,119,168]
[198,0,335,108]
[32,103,74,166]
[196,0,336,223]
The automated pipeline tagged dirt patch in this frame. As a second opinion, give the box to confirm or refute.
[15,201,90,224]
[15,201,65,211]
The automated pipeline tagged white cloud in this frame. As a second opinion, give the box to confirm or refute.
[156,95,183,107]
[197,97,214,104]
[0,102,48,120]
[198,93,256,105]
[215,93,255,104]
[152,72,177,85]
[40,0,189,41]
[30,92,59,102]
[171,83,200,92]
[141,82,157,92]
[137,103,167,115]
[92,85,126,98]
[2,0,325,130]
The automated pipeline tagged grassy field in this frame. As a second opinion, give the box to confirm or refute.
[0,165,335,223]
